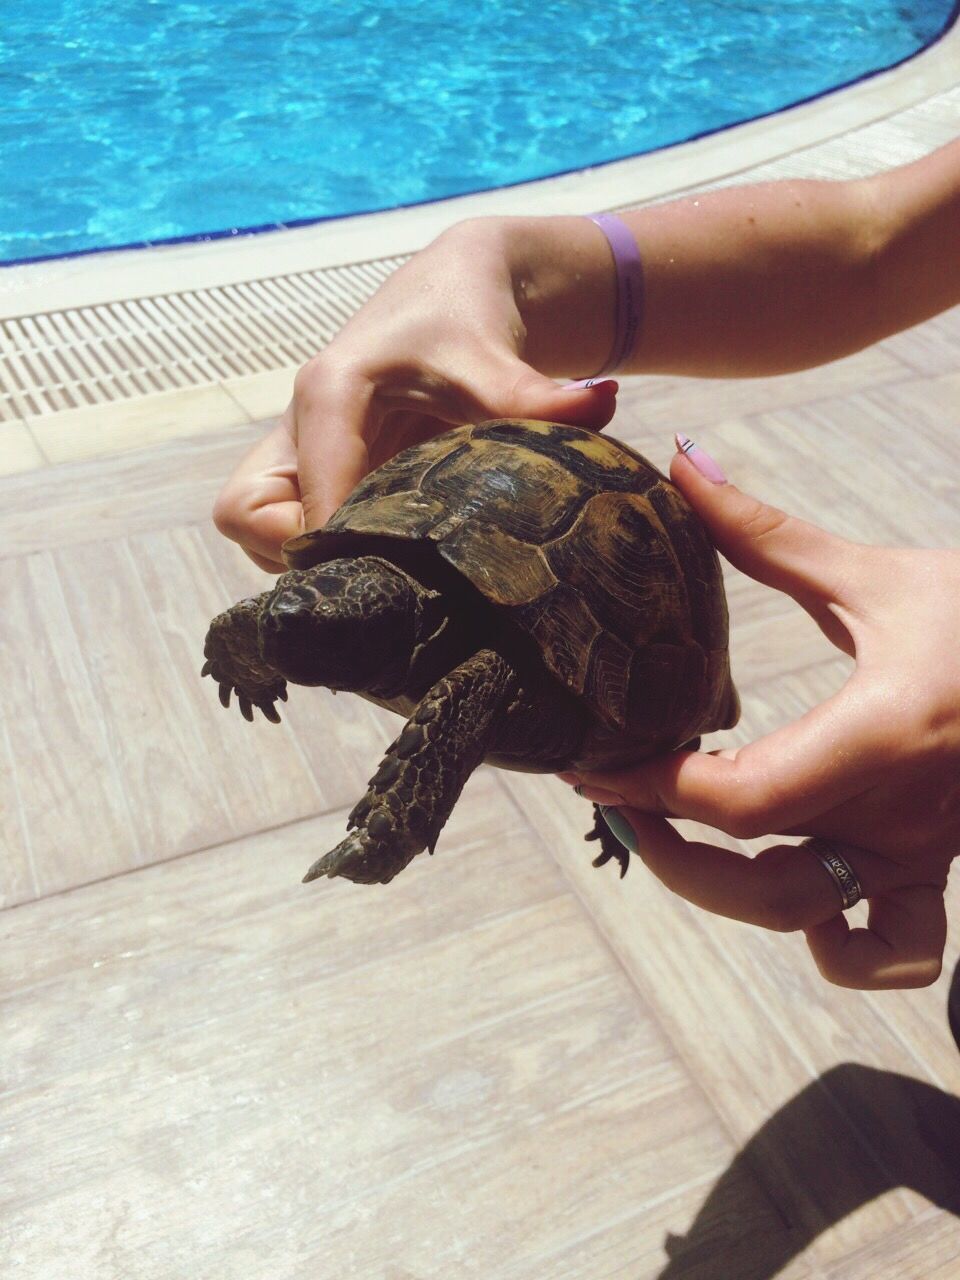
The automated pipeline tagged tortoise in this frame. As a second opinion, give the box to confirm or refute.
[202,419,739,885]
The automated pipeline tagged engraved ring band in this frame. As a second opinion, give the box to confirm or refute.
[801,836,865,911]
[572,785,866,912]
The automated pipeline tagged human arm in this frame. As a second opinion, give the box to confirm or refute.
[518,135,960,376]
[213,138,960,567]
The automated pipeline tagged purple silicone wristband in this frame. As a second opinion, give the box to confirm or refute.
[587,213,644,376]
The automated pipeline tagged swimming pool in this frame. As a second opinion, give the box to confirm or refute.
[3,0,956,266]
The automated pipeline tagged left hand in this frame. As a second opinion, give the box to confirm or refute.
[560,439,960,990]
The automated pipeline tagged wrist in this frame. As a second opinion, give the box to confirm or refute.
[455,215,617,378]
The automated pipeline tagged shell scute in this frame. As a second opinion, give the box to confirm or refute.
[437,519,555,606]
[646,481,728,648]
[421,435,586,544]
[473,419,659,496]
[626,642,706,744]
[543,490,690,652]
[582,629,634,730]
[510,582,602,698]
[326,490,446,540]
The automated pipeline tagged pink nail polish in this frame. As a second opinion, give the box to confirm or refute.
[675,432,727,484]
[561,378,619,392]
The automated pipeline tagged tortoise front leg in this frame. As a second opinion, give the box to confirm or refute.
[202,594,288,722]
[303,648,518,885]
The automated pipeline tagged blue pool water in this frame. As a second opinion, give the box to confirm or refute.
[2,0,956,265]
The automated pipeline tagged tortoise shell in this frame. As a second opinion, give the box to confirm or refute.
[284,419,738,759]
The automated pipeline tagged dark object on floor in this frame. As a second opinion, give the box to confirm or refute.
[948,957,960,1053]
[203,420,738,884]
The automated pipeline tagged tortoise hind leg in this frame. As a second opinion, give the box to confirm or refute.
[304,649,518,885]
[583,739,701,879]
[585,803,632,878]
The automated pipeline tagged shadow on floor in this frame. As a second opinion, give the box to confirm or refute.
[654,963,960,1279]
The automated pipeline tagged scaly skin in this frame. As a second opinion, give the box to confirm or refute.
[202,595,288,722]
[303,648,517,884]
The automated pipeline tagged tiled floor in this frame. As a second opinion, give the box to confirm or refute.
[3,297,960,1276]
[2,64,960,1280]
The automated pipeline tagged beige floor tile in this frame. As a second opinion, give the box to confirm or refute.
[27,383,252,464]
[878,304,960,376]
[221,367,296,422]
[0,715,34,908]
[0,798,761,1280]
[614,344,912,440]
[50,536,238,868]
[0,421,44,474]
[504,1179,816,1280]
[0,552,139,902]
[0,421,261,559]
[500,760,960,1273]
[822,1209,960,1280]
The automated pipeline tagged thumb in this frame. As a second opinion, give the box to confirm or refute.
[468,358,620,432]
[669,433,859,619]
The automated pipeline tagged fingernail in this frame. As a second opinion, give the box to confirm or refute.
[600,806,638,853]
[675,432,727,484]
[561,378,619,392]
[579,785,625,805]
[557,771,581,785]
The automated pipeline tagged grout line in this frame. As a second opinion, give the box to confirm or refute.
[23,417,51,466]
[189,525,331,811]
[47,548,143,875]
[0,712,39,903]
[218,378,268,422]
[0,827,563,1018]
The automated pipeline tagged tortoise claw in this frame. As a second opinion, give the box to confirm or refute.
[303,832,368,884]
[585,803,631,878]
[303,830,402,886]
[591,845,631,878]
[223,685,283,724]
[202,658,284,723]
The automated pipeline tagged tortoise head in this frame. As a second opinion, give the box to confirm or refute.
[258,556,443,697]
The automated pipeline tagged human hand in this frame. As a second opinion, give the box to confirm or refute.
[560,436,959,990]
[212,217,619,572]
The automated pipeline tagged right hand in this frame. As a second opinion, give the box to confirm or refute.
[212,217,619,572]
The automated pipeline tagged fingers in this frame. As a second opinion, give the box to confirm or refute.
[294,351,619,531]
[566,676,892,839]
[481,360,620,431]
[669,447,864,643]
[618,810,945,989]
[805,885,947,989]
[212,417,302,572]
[292,367,379,531]
[620,810,912,933]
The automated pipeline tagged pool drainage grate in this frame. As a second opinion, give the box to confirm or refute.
[0,255,407,422]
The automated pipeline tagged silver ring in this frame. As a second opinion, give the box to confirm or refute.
[574,784,585,798]
[801,837,865,910]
